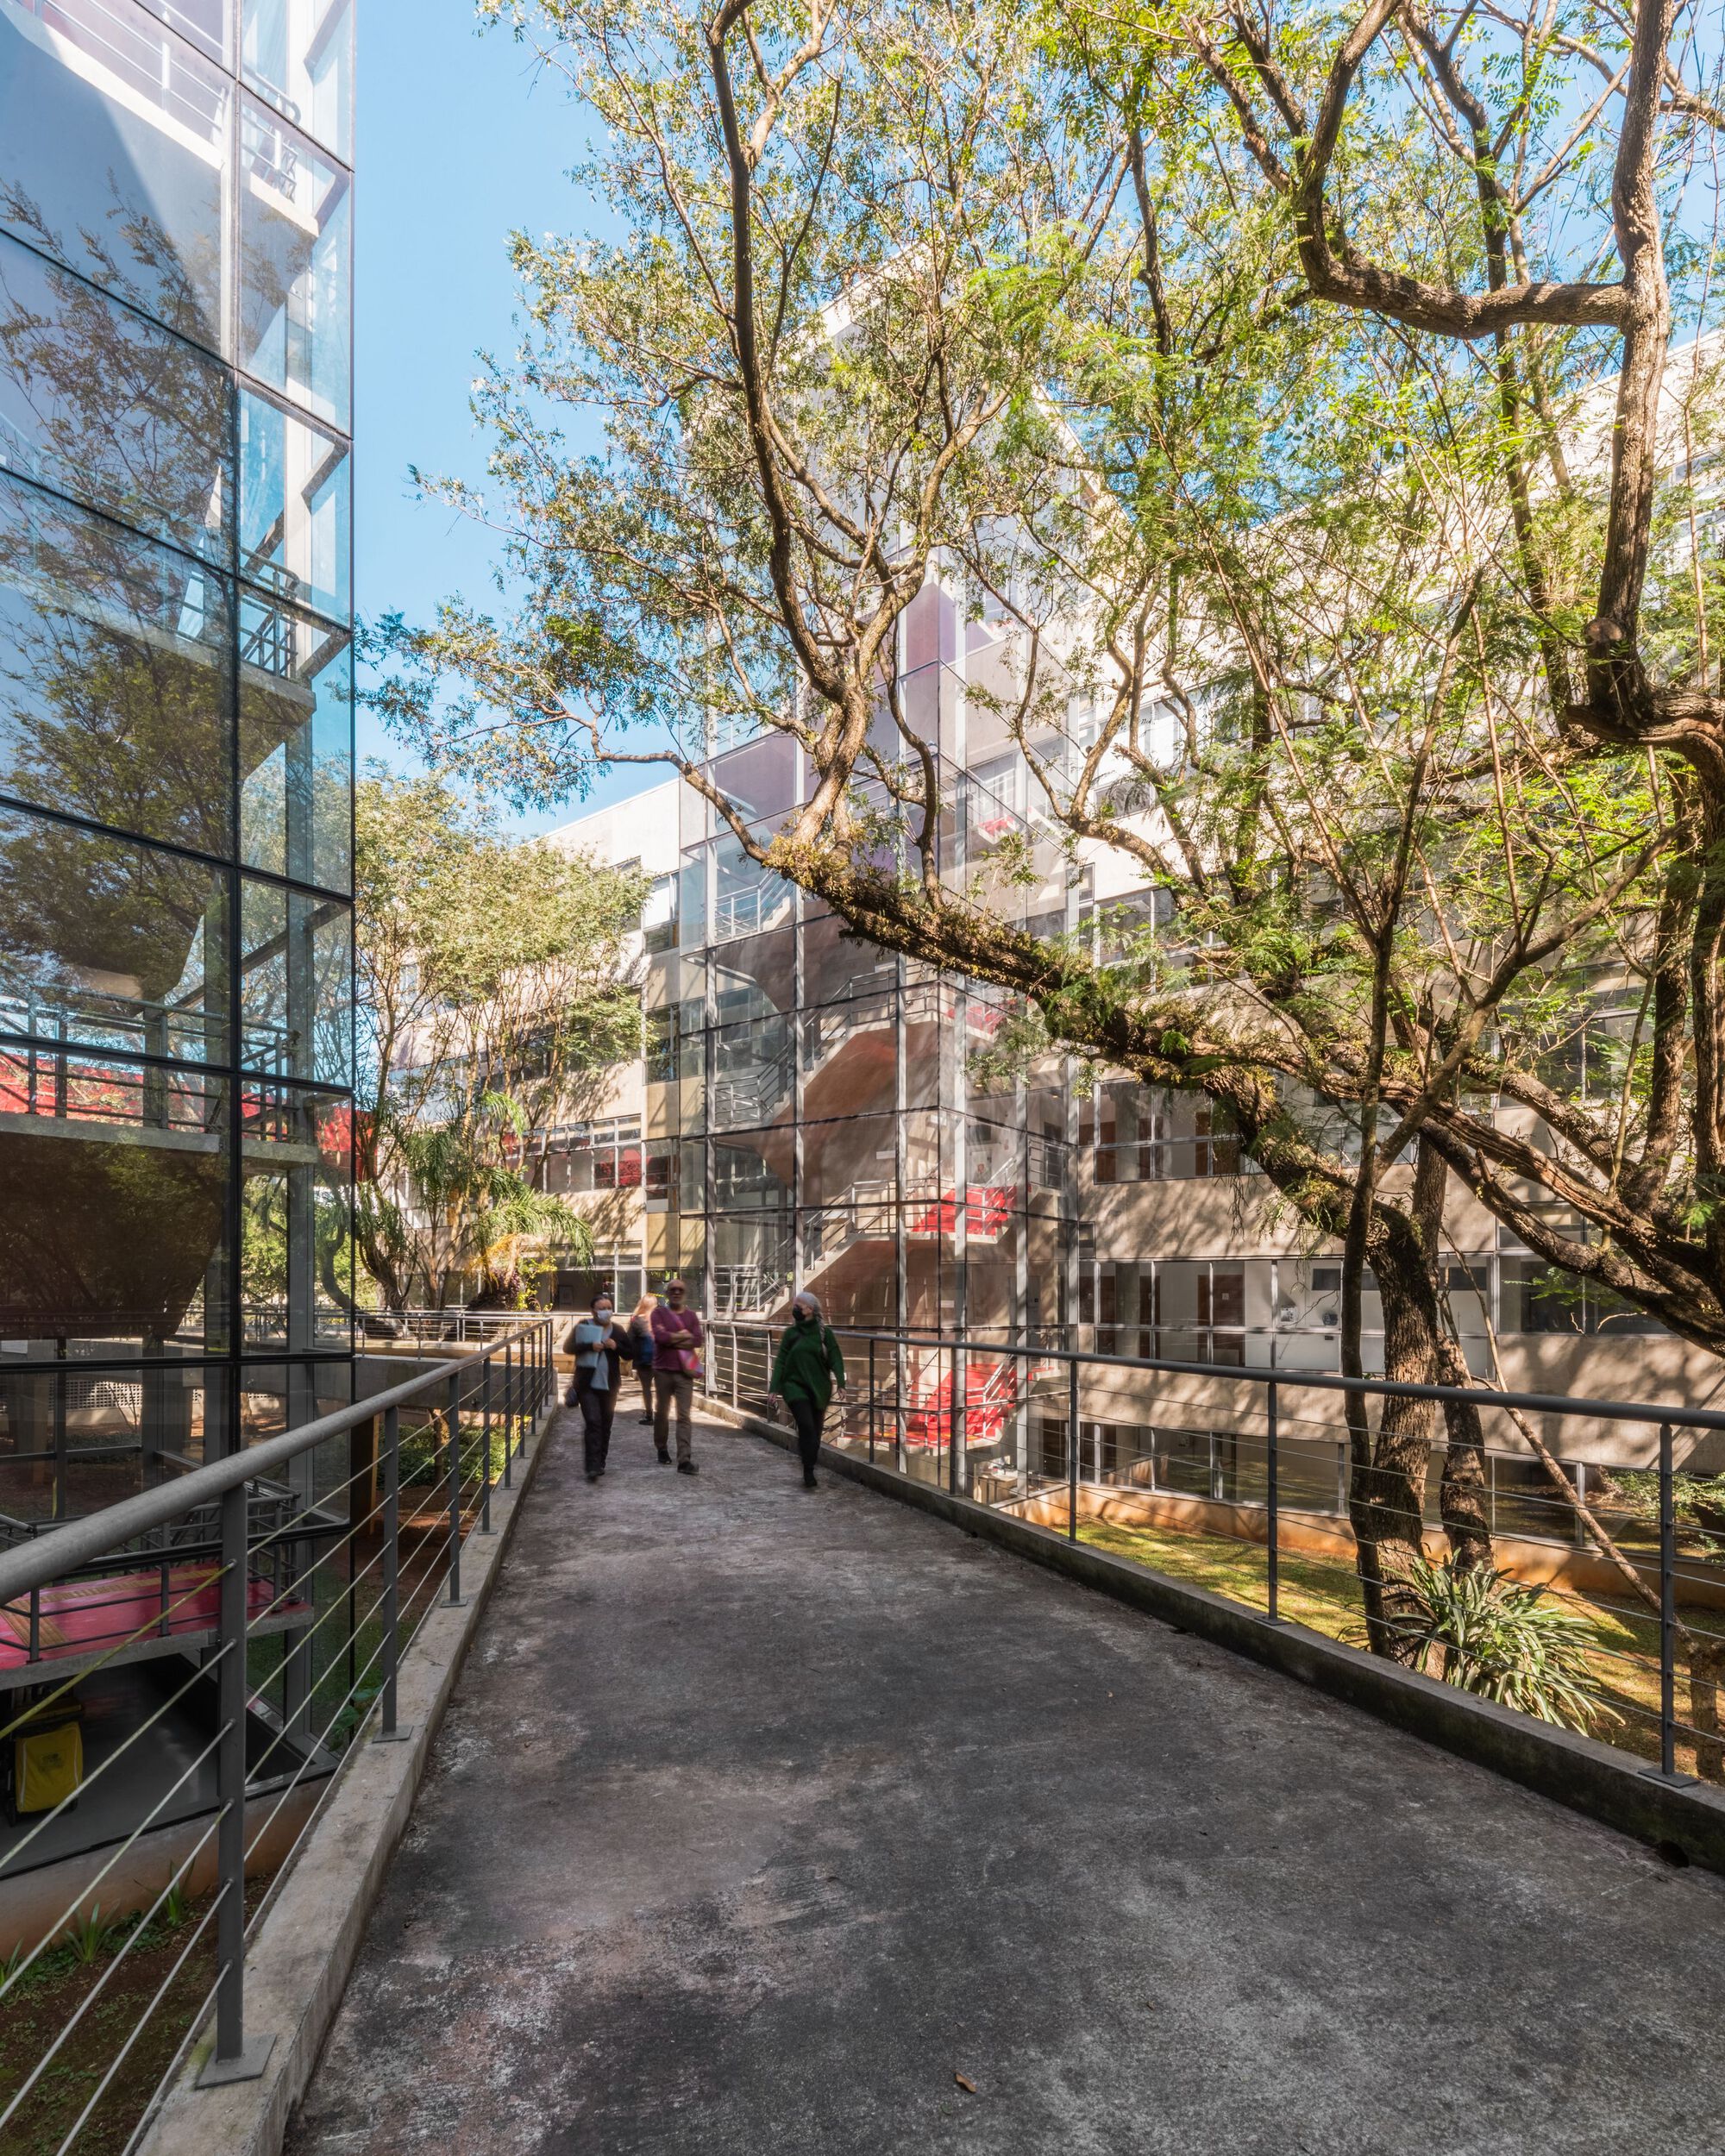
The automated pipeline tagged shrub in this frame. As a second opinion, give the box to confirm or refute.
[1402,1557,1615,1733]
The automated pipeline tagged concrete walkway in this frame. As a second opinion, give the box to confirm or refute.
[288,1407,1724,2155]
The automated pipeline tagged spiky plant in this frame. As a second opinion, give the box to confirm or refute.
[1401,1557,1615,1733]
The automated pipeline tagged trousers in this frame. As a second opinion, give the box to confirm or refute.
[785,1392,823,1476]
[653,1370,694,1462]
[576,1378,616,1475]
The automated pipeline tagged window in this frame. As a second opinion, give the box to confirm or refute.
[239,385,349,623]
[0,474,234,857]
[1499,1257,1663,1337]
[543,1118,642,1194]
[643,871,677,953]
[0,0,230,352]
[0,232,231,561]
[242,0,354,163]
[239,95,352,428]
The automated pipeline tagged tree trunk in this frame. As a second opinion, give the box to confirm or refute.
[1413,1137,1493,1571]
[1347,1207,1441,1664]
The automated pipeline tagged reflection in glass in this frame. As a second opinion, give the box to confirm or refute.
[240,874,353,1085]
[240,596,352,889]
[240,385,348,622]
[242,0,353,163]
[0,1359,223,1526]
[0,232,230,559]
[0,474,233,856]
[712,832,791,943]
[242,1082,354,1352]
[0,1065,227,1351]
[0,0,229,352]
[710,1012,792,1129]
[239,95,350,427]
[136,0,226,61]
[0,803,228,1064]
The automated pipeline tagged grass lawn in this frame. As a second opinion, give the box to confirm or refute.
[1076,1517,1720,1778]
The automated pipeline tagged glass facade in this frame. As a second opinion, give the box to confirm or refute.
[0,0,355,1527]
[637,592,1085,1492]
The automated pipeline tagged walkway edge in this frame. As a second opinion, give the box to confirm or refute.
[711,1401,1725,1875]
[134,1404,561,2156]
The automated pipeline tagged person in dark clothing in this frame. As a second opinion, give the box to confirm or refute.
[568,1294,629,1480]
[769,1292,845,1489]
[627,1294,658,1424]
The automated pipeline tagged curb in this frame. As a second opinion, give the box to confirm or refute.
[706,1397,1725,1877]
[135,1401,561,2156]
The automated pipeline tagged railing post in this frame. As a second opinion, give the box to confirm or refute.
[498,1351,511,1489]
[480,1351,494,1534]
[1265,1378,1281,1624]
[505,1340,516,1464]
[376,1403,411,1744]
[869,1338,876,1464]
[198,1478,273,2084]
[953,1338,967,1497]
[1647,1420,1695,1784]
[949,1337,962,1492]
[1067,1354,1079,1542]
[446,1373,464,1607]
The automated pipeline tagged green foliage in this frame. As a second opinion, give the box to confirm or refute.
[1599,1470,1725,1552]
[61,1906,110,1965]
[353,765,643,1305]
[1401,1557,1615,1732]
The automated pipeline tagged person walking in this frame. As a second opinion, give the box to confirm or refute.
[627,1292,658,1425]
[769,1292,845,1489]
[568,1293,628,1482]
[649,1278,704,1474]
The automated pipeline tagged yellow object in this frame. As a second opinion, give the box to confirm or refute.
[14,1714,83,1814]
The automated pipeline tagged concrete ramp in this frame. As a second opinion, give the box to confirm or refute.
[289,1405,1724,2154]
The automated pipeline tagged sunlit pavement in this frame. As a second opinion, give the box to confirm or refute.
[288,1405,1724,2154]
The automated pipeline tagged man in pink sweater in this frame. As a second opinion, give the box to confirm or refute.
[649,1279,704,1473]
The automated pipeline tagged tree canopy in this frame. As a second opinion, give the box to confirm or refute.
[354,765,647,1307]
[372,0,1722,1653]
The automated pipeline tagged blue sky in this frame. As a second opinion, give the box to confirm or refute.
[354,0,653,837]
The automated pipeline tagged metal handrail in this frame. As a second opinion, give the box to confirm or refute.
[0,1320,549,1608]
[702,1319,1725,1789]
[829,1325,1725,1433]
[0,1312,555,2124]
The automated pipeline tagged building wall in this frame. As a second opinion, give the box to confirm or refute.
[540,592,1723,1477]
[0,0,357,1521]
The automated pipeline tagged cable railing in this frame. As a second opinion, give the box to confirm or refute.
[700,1321,1725,1791]
[0,1313,556,2154]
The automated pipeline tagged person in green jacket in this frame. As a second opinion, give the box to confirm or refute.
[769,1292,846,1489]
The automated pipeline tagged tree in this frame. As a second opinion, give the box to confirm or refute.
[353,766,647,1307]
[372,0,1721,1658]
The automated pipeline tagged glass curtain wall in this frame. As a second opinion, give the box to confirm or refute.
[0,0,355,1527]
[656,580,1082,1490]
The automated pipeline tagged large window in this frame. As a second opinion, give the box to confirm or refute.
[0,0,230,352]
[239,95,351,428]
[544,1116,643,1193]
[242,0,353,162]
[0,230,231,560]
[0,473,234,856]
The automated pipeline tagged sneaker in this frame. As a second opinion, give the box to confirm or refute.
[802,1475,819,1490]
[656,1448,673,1465]
[586,1470,599,1483]
[638,1415,655,1426]
[677,1459,699,1476]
